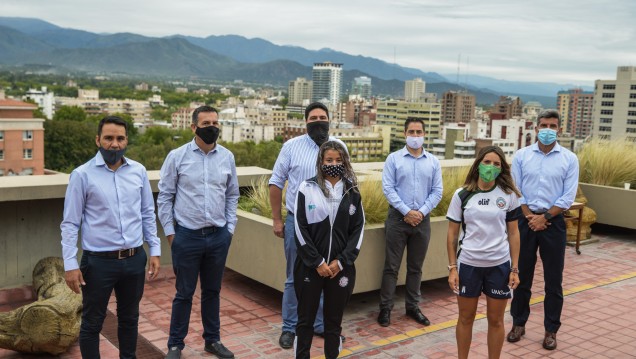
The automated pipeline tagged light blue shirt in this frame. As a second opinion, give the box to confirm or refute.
[61,152,161,271]
[269,134,346,213]
[157,139,239,236]
[511,142,579,212]
[382,147,443,216]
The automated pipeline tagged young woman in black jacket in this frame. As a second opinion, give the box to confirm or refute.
[293,140,365,359]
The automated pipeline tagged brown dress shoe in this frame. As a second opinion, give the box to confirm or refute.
[506,325,525,342]
[543,332,557,350]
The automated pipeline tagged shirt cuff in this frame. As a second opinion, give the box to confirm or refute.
[64,258,79,272]
[337,260,343,270]
[317,258,325,268]
[163,224,175,237]
[398,204,411,216]
[148,245,161,257]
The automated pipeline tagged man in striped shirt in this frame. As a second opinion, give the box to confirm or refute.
[269,102,347,349]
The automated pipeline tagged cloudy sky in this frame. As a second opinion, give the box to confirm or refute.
[2,0,634,85]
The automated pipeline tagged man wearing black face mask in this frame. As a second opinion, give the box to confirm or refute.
[269,102,349,349]
[61,116,161,359]
[158,105,239,359]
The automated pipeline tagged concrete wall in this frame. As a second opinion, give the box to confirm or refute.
[580,183,636,229]
[228,210,449,294]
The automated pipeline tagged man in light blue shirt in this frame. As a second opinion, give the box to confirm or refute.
[507,110,579,351]
[269,102,346,349]
[61,115,161,359]
[158,105,239,359]
[378,118,443,328]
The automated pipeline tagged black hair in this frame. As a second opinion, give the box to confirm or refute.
[315,141,358,197]
[304,102,330,121]
[192,105,219,125]
[537,110,560,125]
[98,116,128,136]
[404,117,425,132]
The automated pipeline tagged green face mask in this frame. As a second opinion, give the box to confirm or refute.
[478,163,502,183]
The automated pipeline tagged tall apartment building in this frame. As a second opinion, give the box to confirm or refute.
[55,89,153,122]
[404,78,426,102]
[376,100,441,150]
[288,77,313,105]
[592,66,636,141]
[351,76,372,99]
[557,88,594,138]
[312,62,343,106]
[441,91,476,124]
[490,96,523,119]
[0,92,45,176]
[24,87,55,120]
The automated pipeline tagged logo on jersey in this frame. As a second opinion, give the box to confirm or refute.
[478,198,490,206]
[349,204,356,215]
[496,197,506,209]
[308,204,316,211]
[339,276,349,287]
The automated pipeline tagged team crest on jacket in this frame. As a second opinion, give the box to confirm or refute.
[339,276,349,287]
[349,204,356,215]
[496,197,506,209]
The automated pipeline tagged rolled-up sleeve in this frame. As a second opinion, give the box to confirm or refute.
[157,151,178,236]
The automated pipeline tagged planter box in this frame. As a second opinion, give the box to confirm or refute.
[227,209,450,294]
[579,183,636,229]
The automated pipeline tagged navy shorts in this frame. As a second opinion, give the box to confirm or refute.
[457,261,512,299]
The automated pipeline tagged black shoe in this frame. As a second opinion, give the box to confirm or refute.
[204,341,234,359]
[405,308,430,326]
[165,346,181,359]
[377,308,391,327]
[279,331,295,349]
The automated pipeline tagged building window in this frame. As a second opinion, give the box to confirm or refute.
[600,110,613,115]
[23,149,33,159]
[631,94,636,99]
[23,130,33,140]
[0,131,3,141]
[599,126,612,132]
[602,93,615,98]
[628,120,636,125]
[600,118,612,123]
[632,85,636,90]
[603,84,616,90]
[601,101,614,106]
[631,102,636,108]
[0,149,3,160]
[627,128,636,133]
[630,111,636,116]
[20,168,33,175]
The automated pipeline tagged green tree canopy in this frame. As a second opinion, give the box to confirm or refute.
[53,106,87,122]
[44,120,97,173]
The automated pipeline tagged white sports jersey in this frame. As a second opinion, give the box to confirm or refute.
[446,186,521,267]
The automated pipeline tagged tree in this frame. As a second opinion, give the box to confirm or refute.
[53,106,87,122]
[44,120,97,173]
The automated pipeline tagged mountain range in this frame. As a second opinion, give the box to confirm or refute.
[0,17,590,106]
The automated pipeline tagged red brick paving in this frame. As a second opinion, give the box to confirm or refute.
[1,227,635,358]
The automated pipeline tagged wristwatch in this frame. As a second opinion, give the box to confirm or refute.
[543,212,553,220]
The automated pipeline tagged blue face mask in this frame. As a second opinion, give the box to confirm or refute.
[537,128,557,145]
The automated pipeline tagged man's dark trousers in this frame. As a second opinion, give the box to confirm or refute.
[511,215,566,333]
[167,223,232,349]
[79,249,147,359]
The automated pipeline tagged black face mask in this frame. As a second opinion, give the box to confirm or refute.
[99,147,126,166]
[322,164,345,178]
[307,121,330,147]
[195,125,220,145]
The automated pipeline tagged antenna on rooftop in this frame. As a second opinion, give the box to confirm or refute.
[456,54,461,90]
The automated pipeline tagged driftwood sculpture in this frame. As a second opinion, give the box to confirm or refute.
[0,257,82,355]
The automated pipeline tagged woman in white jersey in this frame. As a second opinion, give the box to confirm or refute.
[446,145,521,359]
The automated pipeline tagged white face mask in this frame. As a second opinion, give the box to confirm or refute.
[406,136,424,149]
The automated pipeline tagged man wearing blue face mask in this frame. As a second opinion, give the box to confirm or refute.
[507,110,579,351]
[61,115,161,359]
[377,118,443,328]
[159,105,239,359]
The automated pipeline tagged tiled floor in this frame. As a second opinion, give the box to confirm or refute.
[1,226,635,358]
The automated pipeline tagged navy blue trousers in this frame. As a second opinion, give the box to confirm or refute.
[79,249,147,359]
[510,215,566,333]
[167,224,232,349]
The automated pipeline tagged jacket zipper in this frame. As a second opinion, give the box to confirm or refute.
[326,184,357,263]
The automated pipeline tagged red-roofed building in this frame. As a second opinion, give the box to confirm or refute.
[0,91,45,176]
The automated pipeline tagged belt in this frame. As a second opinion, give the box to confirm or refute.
[176,223,220,235]
[84,246,142,259]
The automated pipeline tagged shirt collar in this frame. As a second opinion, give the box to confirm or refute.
[531,141,561,154]
[189,138,218,154]
[400,146,427,159]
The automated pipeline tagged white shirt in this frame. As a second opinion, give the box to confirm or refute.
[446,186,521,267]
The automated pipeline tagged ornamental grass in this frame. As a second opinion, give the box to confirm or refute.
[577,138,636,187]
[431,166,471,217]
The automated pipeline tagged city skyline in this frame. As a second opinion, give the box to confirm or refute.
[1,0,634,85]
